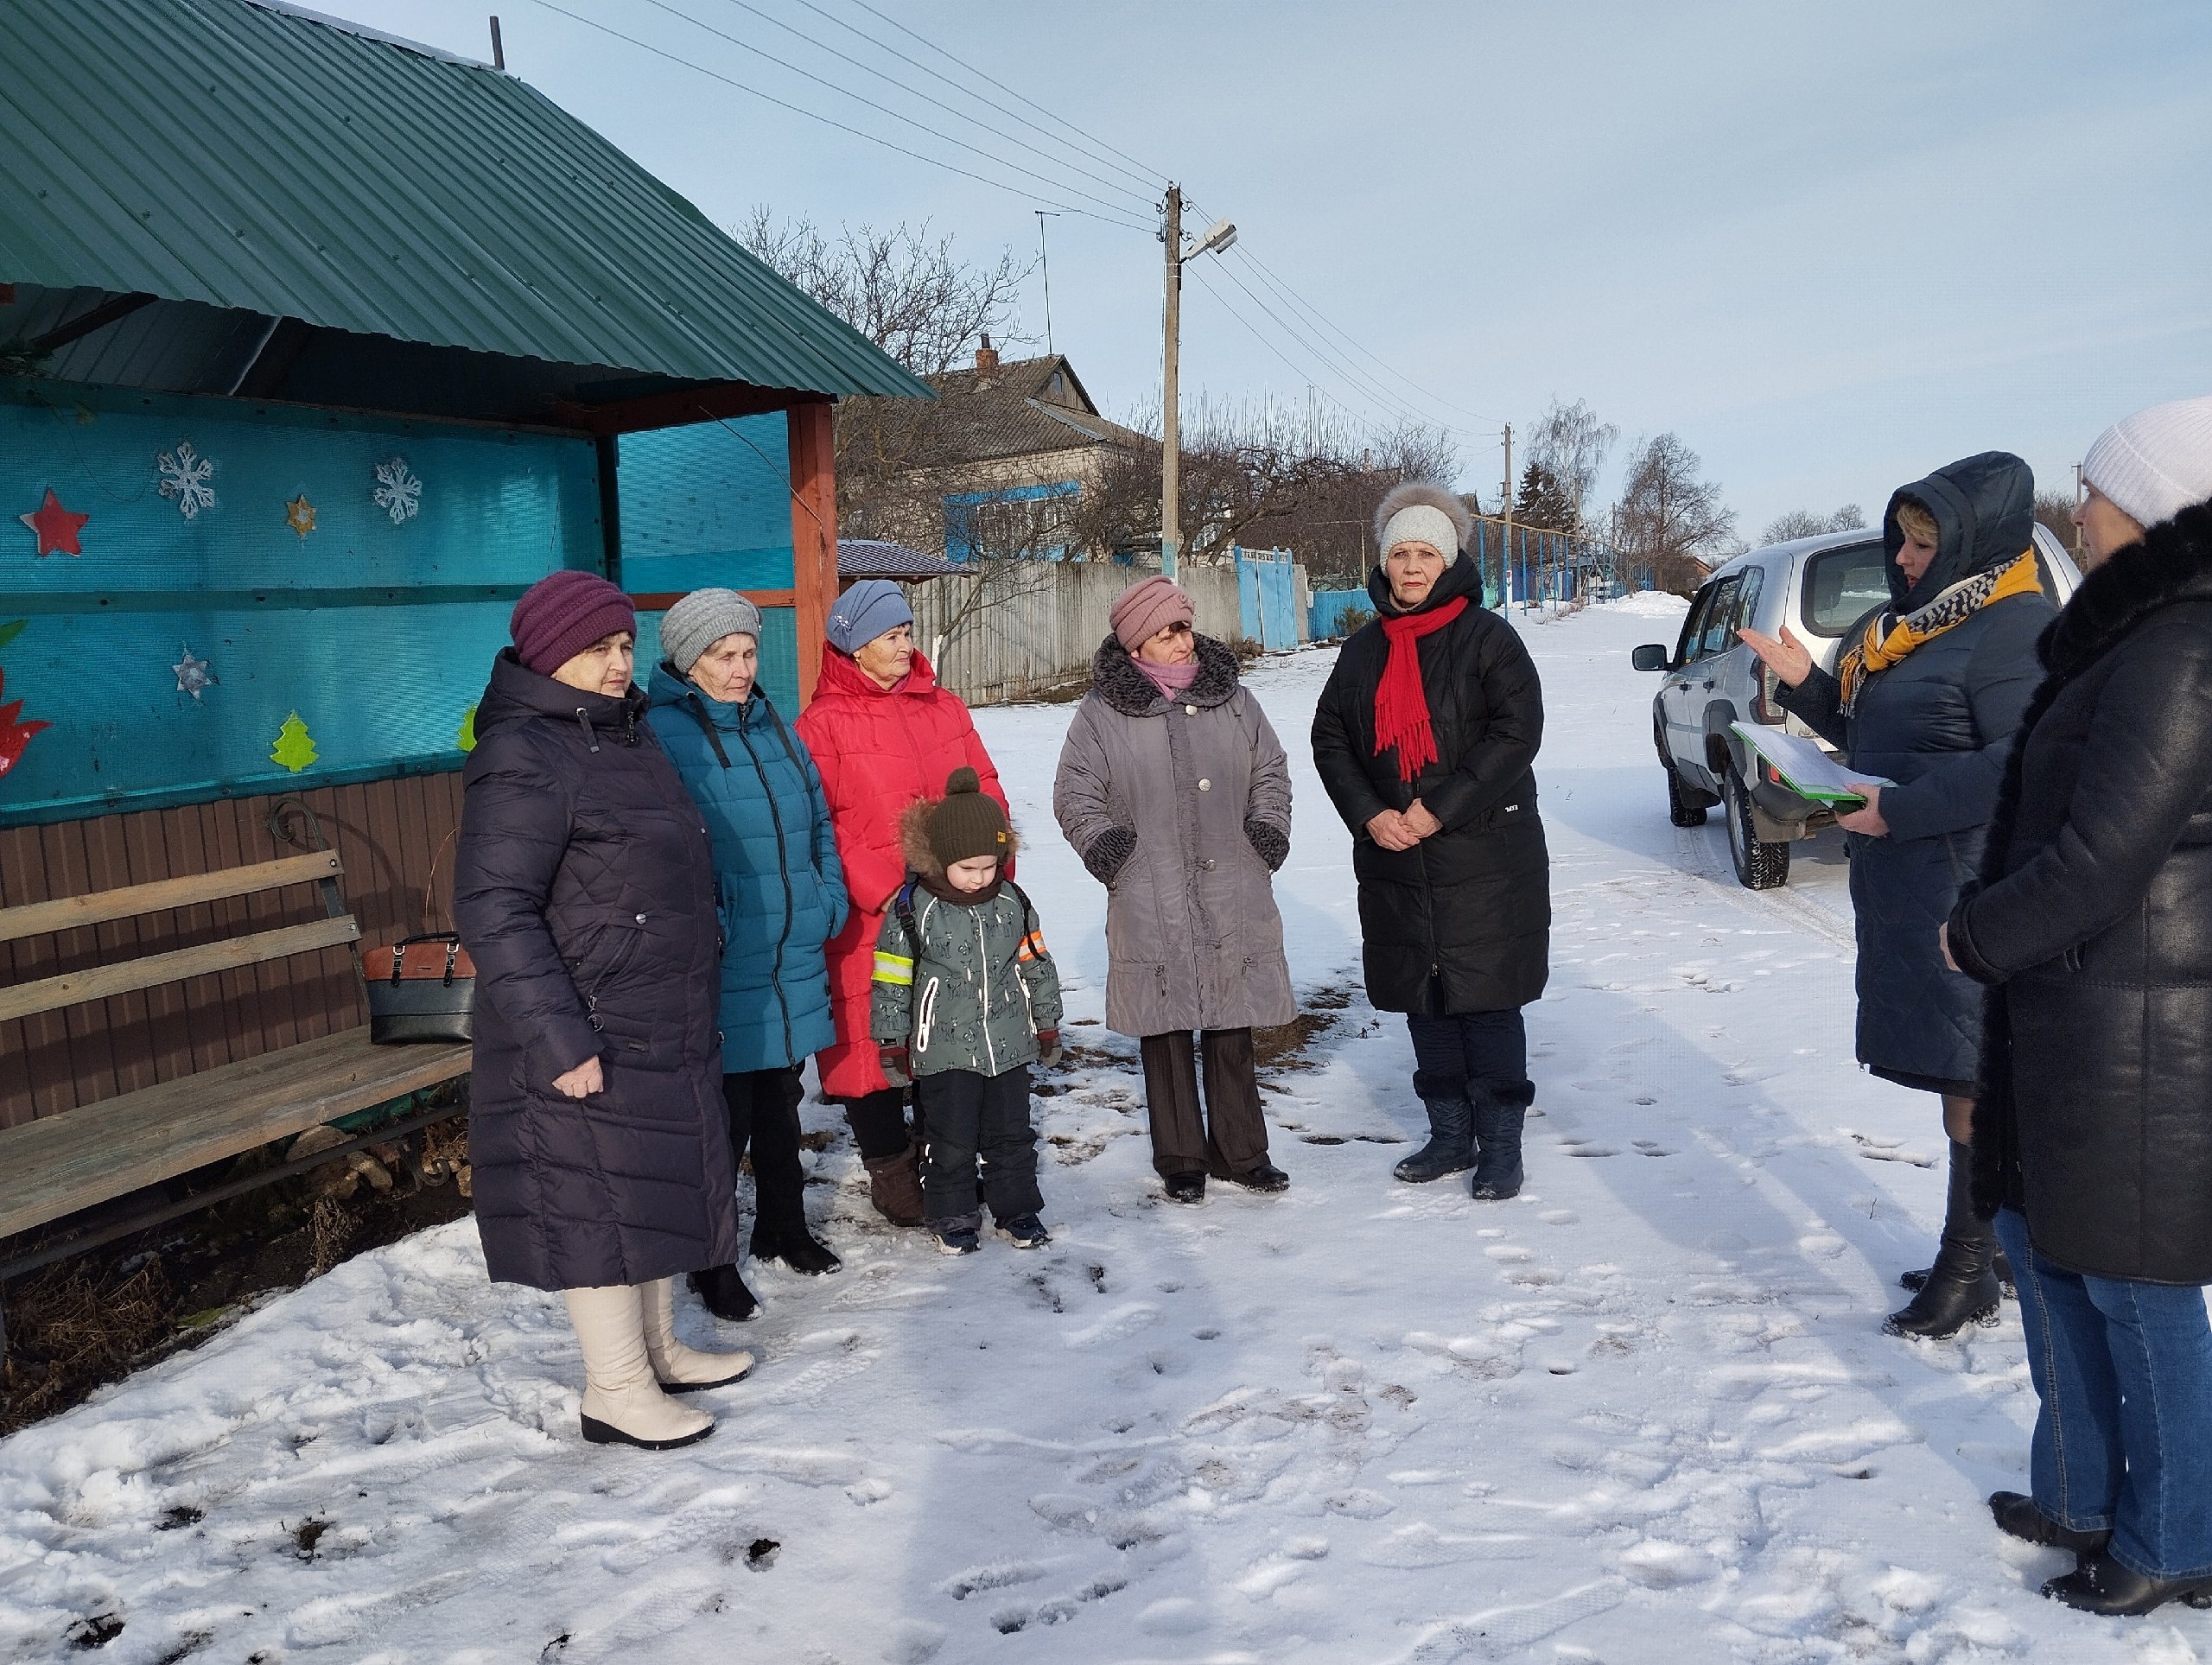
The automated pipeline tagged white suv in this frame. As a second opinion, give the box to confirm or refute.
[1630,526,2081,889]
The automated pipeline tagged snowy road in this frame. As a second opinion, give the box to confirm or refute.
[3,597,2201,1663]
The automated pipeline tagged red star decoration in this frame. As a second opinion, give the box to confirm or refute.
[18,487,89,557]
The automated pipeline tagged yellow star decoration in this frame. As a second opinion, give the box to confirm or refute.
[285,494,317,538]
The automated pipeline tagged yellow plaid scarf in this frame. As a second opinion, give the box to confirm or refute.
[1837,550,2042,711]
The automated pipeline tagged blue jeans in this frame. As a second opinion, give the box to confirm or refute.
[1406,1009,1528,1104]
[1994,1209,2212,1579]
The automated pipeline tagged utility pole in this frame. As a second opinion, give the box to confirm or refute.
[1499,423,1514,610]
[1159,185,1236,581]
[1034,210,1058,358]
[2073,461,2086,559]
[488,15,504,69]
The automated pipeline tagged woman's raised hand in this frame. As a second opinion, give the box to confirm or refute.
[1737,623,1814,689]
[553,1055,604,1099]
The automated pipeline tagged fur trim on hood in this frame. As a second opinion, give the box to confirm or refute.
[1373,480,1473,555]
[898,795,1022,881]
[1088,632,1242,716]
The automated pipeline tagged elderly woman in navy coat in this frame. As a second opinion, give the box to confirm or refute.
[646,588,849,1323]
[456,570,752,1452]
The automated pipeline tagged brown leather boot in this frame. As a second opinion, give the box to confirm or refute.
[862,1141,925,1227]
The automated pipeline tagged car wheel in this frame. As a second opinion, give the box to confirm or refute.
[1666,766,1708,827]
[1725,768,1790,890]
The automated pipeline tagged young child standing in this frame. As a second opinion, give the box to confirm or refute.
[872,767,1063,1255]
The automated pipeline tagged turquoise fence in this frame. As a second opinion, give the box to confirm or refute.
[1308,588,1371,639]
[1234,546,1300,650]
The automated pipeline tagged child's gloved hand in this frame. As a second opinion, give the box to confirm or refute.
[1036,1028,1062,1067]
[878,1044,911,1088]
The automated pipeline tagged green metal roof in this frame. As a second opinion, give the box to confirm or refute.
[0,0,932,400]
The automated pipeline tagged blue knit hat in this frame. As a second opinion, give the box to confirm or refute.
[825,579,915,656]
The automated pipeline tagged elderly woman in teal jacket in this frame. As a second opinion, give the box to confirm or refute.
[645,589,849,1322]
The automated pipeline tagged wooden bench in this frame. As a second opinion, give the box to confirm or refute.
[0,851,471,1346]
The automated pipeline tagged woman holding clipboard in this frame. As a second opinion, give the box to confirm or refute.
[1739,454,2050,1339]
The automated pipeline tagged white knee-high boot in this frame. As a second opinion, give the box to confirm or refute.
[640,1277,754,1391]
[563,1284,713,1449]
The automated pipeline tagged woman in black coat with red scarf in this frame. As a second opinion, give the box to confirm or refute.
[456,570,751,1452]
[1944,397,2212,1617]
[1312,481,1549,1202]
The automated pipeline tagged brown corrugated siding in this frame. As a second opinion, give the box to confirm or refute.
[0,771,463,1128]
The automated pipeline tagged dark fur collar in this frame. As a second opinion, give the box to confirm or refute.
[1089,632,1241,716]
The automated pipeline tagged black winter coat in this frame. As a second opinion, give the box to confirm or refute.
[1312,553,1549,1014]
[1950,499,2212,1284]
[1780,454,2051,1091]
[454,651,741,1292]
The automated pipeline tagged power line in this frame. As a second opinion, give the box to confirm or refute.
[778,0,1164,201]
[1185,264,1436,440]
[823,0,1171,194]
[518,0,1154,232]
[702,0,1158,213]
[626,0,1154,224]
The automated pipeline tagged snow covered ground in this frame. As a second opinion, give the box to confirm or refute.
[3,596,2204,1664]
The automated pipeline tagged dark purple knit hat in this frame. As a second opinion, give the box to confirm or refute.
[511,570,636,677]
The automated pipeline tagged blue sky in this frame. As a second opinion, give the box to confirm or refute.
[336,0,2210,537]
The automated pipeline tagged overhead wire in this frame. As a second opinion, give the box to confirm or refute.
[817,0,1172,195]
[1184,264,1423,439]
[518,0,1154,232]
[700,0,1159,213]
[771,0,1164,201]
[626,0,1155,226]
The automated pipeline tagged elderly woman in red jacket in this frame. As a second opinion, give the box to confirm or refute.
[796,580,1009,1225]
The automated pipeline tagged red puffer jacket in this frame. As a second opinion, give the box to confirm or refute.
[796,647,1009,1096]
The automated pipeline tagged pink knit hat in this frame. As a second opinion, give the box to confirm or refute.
[510,570,636,677]
[1109,575,1195,652]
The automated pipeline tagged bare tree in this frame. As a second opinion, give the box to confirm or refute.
[1760,504,1866,544]
[1613,433,1738,594]
[1526,398,1618,530]
[737,208,1032,377]
[2033,488,2081,556]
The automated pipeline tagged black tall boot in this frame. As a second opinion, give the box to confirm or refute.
[1395,1074,1475,1183]
[1469,1082,1533,1202]
[1885,1140,2000,1338]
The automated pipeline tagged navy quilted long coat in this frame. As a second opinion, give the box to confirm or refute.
[644,660,849,1074]
[1779,454,2052,1092]
[454,650,741,1291]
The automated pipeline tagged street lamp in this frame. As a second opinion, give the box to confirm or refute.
[1161,186,1235,579]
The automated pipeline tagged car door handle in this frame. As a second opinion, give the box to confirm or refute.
[1701,679,1715,690]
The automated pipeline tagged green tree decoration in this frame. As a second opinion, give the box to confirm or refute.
[270,710,319,773]
[457,702,479,753]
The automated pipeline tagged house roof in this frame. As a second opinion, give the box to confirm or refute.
[838,539,973,582]
[851,353,1148,470]
[0,0,931,405]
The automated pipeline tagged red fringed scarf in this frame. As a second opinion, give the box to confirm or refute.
[1374,596,1467,781]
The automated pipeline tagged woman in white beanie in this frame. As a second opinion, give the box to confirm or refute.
[645,589,850,1323]
[1943,396,2212,1616]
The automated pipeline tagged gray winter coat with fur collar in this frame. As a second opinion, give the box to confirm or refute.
[1052,633,1296,1038]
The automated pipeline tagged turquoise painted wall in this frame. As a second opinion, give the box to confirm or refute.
[616,413,801,717]
[0,379,602,826]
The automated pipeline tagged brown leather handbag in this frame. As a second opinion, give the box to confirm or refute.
[365,831,476,1044]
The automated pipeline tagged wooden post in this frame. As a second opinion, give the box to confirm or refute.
[786,398,840,707]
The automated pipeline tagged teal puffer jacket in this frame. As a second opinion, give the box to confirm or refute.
[645,661,849,1072]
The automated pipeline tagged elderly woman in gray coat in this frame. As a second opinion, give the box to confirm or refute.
[1053,575,1295,1203]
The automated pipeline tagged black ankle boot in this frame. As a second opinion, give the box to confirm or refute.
[1469,1083,1532,1202]
[1902,1248,2015,1298]
[1395,1091,1475,1183]
[2044,1550,2212,1616]
[1988,1490,2109,1556]
[753,1228,842,1276]
[690,1263,760,1323]
[1885,1140,2000,1339]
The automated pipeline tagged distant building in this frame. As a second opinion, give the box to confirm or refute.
[839,337,1148,562]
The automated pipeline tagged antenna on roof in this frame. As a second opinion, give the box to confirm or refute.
[488,15,505,71]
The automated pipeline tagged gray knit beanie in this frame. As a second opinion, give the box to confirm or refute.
[2082,397,2212,531]
[825,578,914,656]
[662,588,761,676]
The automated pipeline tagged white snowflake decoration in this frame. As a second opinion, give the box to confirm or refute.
[156,442,214,519]
[172,644,218,702]
[372,456,422,524]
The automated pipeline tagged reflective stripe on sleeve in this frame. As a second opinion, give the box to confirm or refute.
[873,950,915,986]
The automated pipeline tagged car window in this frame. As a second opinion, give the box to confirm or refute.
[1675,583,1718,664]
[1800,541,1890,637]
[1732,565,1765,637]
[1697,575,1743,658]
